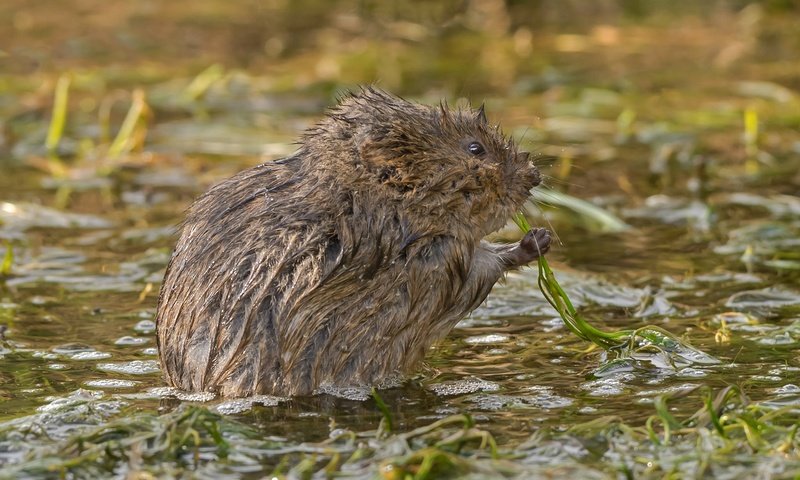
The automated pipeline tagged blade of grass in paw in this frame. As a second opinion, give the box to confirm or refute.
[513,211,718,367]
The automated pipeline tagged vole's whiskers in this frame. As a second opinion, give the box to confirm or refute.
[528,186,563,247]
[538,174,584,191]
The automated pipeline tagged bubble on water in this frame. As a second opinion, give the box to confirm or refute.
[145,386,216,402]
[467,394,514,410]
[315,384,371,401]
[523,386,574,409]
[141,347,158,355]
[429,378,500,396]
[115,336,149,346]
[48,363,68,370]
[580,376,632,397]
[214,400,251,415]
[84,379,139,389]
[133,320,156,334]
[70,351,113,361]
[214,395,282,415]
[375,375,404,389]
[97,360,160,375]
[464,334,510,345]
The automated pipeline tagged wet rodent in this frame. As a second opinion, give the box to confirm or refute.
[155,88,550,397]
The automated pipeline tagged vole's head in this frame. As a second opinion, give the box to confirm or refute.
[304,87,541,238]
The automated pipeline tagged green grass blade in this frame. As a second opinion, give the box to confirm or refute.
[108,89,148,158]
[371,388,394,434]
[46,74,71,153]
[1,242,12,276]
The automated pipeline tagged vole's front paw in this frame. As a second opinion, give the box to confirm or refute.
[519,227,551,262]
[499,228,552,268]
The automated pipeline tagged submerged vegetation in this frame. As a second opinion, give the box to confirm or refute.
[2,384,799,478]
[1,0,800,478]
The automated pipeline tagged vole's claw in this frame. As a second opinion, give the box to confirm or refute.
[520,227,551,258]
[501,228,551,268]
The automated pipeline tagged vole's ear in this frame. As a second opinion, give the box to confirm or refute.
[476,103,488,125]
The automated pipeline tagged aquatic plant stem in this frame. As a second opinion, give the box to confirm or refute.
[46,74,71,154]
[1,242,12,276]
[108,89,148,159]
[371,388,394,434]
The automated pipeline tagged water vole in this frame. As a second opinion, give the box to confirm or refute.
[155,88,550,397]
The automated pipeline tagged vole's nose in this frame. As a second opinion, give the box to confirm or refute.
[517,151,541,187]
[530,167,542,187]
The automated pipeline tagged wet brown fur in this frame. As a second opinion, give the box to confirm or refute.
[155,88,549,397]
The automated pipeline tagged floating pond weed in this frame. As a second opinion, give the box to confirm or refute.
[513,211,719,374]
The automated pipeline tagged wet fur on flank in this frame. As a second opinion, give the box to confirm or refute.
[155,88,546,397]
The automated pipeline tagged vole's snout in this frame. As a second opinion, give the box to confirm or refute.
[517,151,541,188]
[531,168,542,187]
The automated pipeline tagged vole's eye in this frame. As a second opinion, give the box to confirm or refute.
[467,141,485,156]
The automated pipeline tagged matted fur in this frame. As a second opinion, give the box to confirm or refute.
[155,88,545,396]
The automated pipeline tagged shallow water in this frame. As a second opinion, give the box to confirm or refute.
[1,1,800,478]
